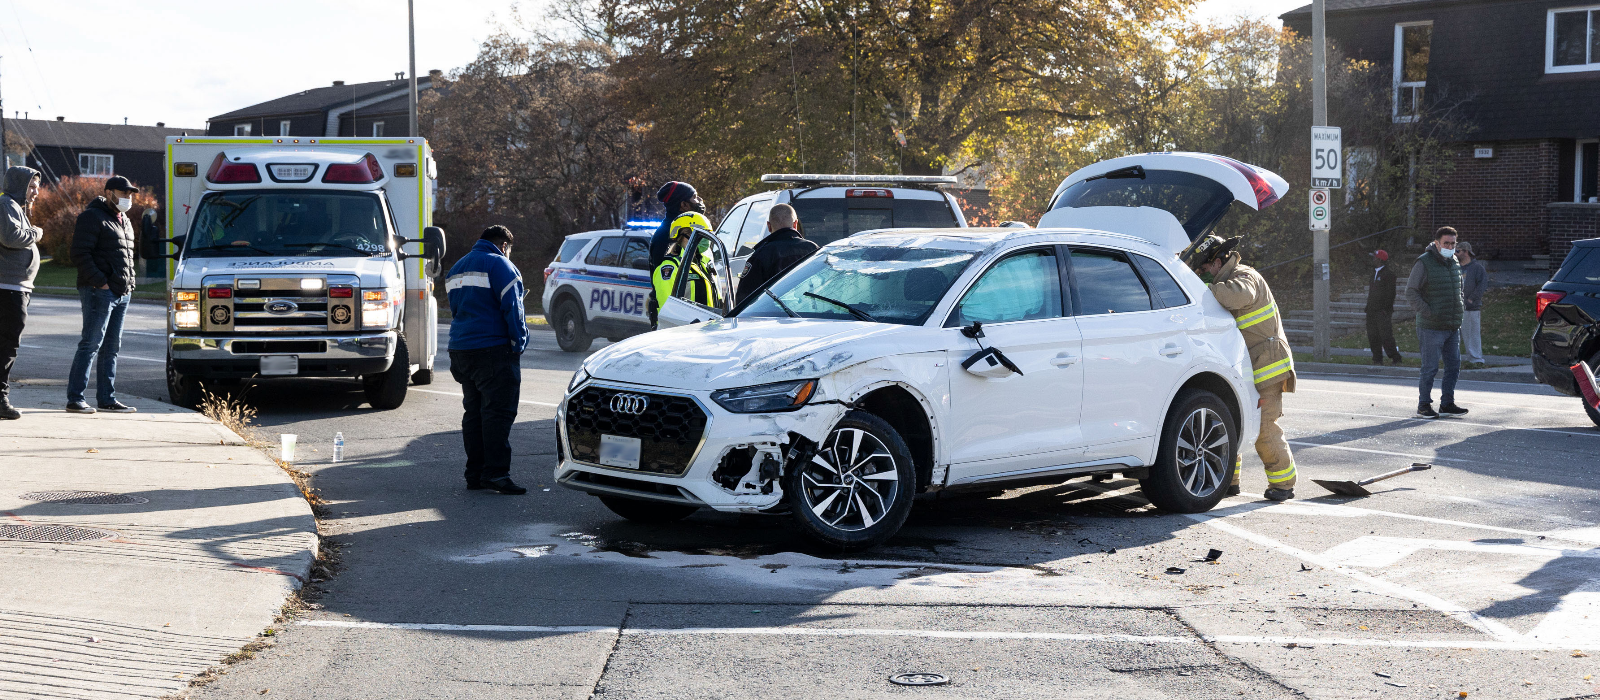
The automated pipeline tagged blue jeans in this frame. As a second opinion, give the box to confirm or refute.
[67,287,131,406]
[1417,326,1460,406]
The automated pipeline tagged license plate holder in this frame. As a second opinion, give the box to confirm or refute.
[598,434,642,470]
[260,355,299,376]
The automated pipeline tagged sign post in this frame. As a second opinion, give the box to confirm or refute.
[1311,0,1333,362]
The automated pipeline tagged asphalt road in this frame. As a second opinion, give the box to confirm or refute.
[14,294,1600,699]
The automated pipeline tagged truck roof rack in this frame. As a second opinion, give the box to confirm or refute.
[760,174,959,189]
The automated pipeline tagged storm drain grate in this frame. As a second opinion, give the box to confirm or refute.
[0,525,118,543]
[20,491,148,505]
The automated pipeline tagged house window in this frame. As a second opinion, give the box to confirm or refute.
[1578,140,1599,203]
[234,123,252,136]
[279,120,291,136]
[372,122,385,137]
[78,153,113,177]
[1393,22,1431,122]
[1548,6,1600,72]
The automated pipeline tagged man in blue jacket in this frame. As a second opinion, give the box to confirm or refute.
[445,226,529,494]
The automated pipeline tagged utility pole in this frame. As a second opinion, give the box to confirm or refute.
[407,0,419,138]
[1311,0,1331,361]
[1,57,7,168]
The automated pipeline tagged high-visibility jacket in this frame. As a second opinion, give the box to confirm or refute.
[651,252,714,313]
[1208,252,1295,392]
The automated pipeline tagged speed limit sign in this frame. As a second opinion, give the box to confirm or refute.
[1309,188,1330,230]
[1312,126,1342,188]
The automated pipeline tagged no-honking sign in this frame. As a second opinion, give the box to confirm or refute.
[1309,188,1330,230]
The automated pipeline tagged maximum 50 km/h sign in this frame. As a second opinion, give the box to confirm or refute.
[1311,126,1342,189]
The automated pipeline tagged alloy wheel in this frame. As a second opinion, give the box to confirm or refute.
[797,427,900,532]
[1175,407,1229,497]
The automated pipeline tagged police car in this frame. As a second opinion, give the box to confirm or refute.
[542,223,657,352]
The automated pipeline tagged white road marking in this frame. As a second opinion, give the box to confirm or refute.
[1526,578,1600,645]
[1298,387,1576,413]
[17,344,160,362]
[294,620,1591,651]
[409,387,559,408]
[1295,370,1535,387]
[1227,498,1600,544]
[1296,407,1600,439]
[1186,513,1526,642]
[1285,440,1472,463]
[1320,535,1600,567]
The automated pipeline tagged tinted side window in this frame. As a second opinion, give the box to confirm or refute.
[1071,249,1152,315]
[556,238,588,264]
[952,249,1063,325]
[585,236,625,267]
[620,238,652,271]
[1556,247,1600,284]
[1132,254,1191,309]
[894,199,959,228]
[717,204,749,254]
[737,199,774,256]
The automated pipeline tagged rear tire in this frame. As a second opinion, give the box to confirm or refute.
[1142,389,1236,514]
[363,335,410,410]
[166,353,202,410]
[554,300,592,353]
[411,368,434,385]
[599,496,698,523]
[783,410,916,551]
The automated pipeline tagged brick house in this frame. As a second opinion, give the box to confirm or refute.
[1283,0,1600,261]
[207,72,438,139]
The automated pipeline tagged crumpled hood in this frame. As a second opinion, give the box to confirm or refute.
[173,255,398,287]
[585,318,913,390]
[3,166,39,199]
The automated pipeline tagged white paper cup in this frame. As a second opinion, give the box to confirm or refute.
[280,434,297,462]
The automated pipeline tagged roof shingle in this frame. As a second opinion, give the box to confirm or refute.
[211,78,432,121]
[5,119,200,152]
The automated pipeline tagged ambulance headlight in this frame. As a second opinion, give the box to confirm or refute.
[173,290,200,329]
[361,290,391,328]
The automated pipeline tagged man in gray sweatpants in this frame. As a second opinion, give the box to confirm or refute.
[1457,241,1488,369]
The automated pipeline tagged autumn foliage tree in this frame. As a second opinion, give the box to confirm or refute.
[31,177,158,263]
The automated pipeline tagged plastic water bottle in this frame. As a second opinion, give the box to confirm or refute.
[333,432,344,463]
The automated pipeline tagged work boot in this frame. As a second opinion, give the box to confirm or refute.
[0,396,18,420]
[1264,487,1294,502]
[98,401,137,414]
[1439,403,1469,417]
[485,477,527,495]
[65,401,97,414]
[1225,484,1241,497]
[1416,402,1438,419]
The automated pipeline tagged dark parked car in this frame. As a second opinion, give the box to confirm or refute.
[1531,237,1600,427]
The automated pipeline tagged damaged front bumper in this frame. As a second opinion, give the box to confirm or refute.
[554,379,847,512]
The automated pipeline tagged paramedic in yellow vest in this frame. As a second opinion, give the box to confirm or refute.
[650,212,716,328]
[1187,235,1298,502]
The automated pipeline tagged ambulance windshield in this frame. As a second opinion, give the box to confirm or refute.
[186,191,393,257]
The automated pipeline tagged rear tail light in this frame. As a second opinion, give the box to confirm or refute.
[207,287,232,298]
[1535,290,1566,319]
[544,267,555,282]
[846,188,893,198]
[322,153,384,184]
[330,286,354,298]
[206,153,261,183]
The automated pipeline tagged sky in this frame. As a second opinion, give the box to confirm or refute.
[0,0,1308,131]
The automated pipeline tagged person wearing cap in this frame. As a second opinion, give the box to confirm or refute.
[1185,234,1298,502]
[1365,249,1402,365]
[651,212,717,327]
[65,176,141,414]
[0,166,43,420]
[648,181,707,269]
[1456,241,1488,369]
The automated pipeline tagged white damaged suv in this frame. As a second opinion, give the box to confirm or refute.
[556,153,1290,549]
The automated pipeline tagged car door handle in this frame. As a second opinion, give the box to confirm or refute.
[1050,352,1079,367]
[1160,343,1184,357]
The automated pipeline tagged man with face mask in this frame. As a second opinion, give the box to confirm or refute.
[0,166,43,420]
[66,176,140,414]
[1404,226,1468,419]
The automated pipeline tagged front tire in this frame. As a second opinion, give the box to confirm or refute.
[166,353,202,409]
[784,410,915,550]
[554,300,592,353]
[1141,389,1236,513]
[363,334,410,410]
[599,496,699,523]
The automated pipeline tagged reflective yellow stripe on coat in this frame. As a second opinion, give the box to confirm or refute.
[1235,301,1278,329]
[1254,357,1293,384]
[1265,463,1297,484]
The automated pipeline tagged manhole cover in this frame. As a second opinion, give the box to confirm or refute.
[889,673,950,686]
[20,491,148,505]
[0,524,118,542]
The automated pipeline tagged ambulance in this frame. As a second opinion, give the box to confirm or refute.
[146,136,444,409]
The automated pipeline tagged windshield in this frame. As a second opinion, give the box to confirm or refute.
[1051,169,1234,241]
[738,245,977,325]
[790,198,960,247]
[185,191,393,257]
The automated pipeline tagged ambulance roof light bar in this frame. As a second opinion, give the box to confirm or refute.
[760,174,959,188]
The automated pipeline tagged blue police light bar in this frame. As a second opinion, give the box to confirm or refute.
[624,220,663,229]
[760,174,959,186]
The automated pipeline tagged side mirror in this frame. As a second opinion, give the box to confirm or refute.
[143,233,184,260]
[421,226,445,262]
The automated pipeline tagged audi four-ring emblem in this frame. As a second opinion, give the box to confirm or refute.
[609,393,649,415]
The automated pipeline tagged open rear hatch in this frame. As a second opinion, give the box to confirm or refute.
[1037,152,1289,254]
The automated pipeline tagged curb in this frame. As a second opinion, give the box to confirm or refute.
[1295,361,1538,384]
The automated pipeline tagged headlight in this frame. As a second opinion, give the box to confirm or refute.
[361,290,391,328]
[567,369,589,393]
[711,379,817,413]
[173,290,200,329]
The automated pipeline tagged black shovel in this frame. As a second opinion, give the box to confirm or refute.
[1312,463,1433,497]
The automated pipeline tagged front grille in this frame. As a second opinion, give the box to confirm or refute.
[232,340,329,354]
[233,297,329,330]
[564,386,708,475]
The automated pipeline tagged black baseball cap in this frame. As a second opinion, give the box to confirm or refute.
[104,176,139,193]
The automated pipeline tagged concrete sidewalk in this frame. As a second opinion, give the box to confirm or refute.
[0,382,317,699]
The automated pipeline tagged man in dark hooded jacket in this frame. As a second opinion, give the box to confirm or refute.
[0,166,43,420]
[65,176,140,414]
[648,181,706,268]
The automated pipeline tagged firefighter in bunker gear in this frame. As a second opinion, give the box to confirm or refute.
[1186,235,1297,502]
[650,212,717,327]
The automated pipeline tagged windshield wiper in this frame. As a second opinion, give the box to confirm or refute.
[283,242,385,256]
[191,243,279,256]
[764,288,798,318]
[803,292,877,322]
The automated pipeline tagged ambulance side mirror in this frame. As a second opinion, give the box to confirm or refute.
[399,226,446,263]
